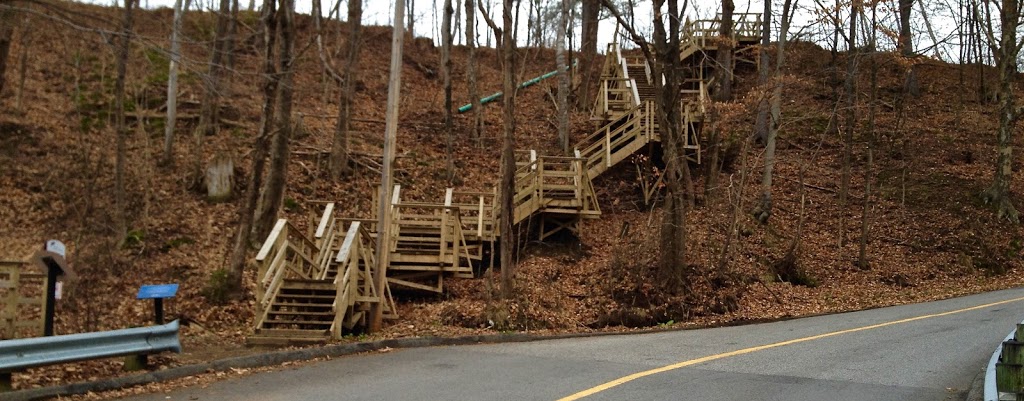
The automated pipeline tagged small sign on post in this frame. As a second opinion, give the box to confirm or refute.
[31,239,71,337]
[128,284,178,371]
[137,284,178,325]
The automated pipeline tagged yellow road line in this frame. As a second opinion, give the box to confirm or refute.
[557,295,1024,401]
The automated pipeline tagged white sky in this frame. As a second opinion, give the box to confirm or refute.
[82,0,967,61]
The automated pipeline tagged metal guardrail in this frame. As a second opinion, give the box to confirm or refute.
[0,320,181,372]
[984,319,1024,401]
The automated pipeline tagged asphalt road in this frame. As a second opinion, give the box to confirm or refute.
[123,288,1024,401]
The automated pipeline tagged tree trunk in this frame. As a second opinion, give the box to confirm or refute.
[407,0,415,35]
[453,0,461,44]
[226,0,279,297]
[466,0,482,142]
[577,0,598,111]
[114,0,137,241]
[479,0,502,48]
[0,8,13,99]
[225,0,240,73]
[194,0,234,180]
[442,0,455,181]
[253,0,295,243]
[329,0,362,179]
[753,0,771,143]
[199,0,233,136]
[859,4,878,269]
[898,0,913,56]
[715,0,735,101]
[756,0,792,225]
[14,14,29,111]
[556,0,570,154]
[601,0,688,292]
[654,0,688,289]
[839,0,859,246]
[499,0,516,300]
[981,0,1022,223]
[163,0,189,166]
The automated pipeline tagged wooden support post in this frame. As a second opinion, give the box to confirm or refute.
[602,80,608,113]
[477,196,485,236]
[605,131,611,168]
[537,157,545,202]
[371,0,405,334]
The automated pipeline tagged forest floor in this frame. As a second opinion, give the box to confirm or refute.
[1,3,1023,398]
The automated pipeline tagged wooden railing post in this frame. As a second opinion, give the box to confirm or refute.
[605,127,612,168]
[537,157,545,204]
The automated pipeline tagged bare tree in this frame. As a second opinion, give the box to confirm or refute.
[603,0,691,288]
[898,0,914,55]
[752,0,771,143]
[715,0,735,101]
[253,0,295,242]
[479,0,503,48]
[442,0,455,180]
[408,0,415,35]
[576,0,598,111]
[14,13,29,111]
[839,0,859,245]
[114,0,137,241]
[466,0,483,141]
[0,7,13,99]
[977,0,1024,222]
[226,0,279,296]
[326,0,363,179]
[556,0,570,154]
[858,2,878,269]
[499,0,516,299]
[755,0,797,224]
[194,0,235,179]
[163,0,190,165]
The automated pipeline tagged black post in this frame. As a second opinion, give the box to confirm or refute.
[154,298,164,325]
[43,261,59,336]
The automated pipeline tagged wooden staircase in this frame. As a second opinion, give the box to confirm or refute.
[252,279,336,343]
[385,187,477,293]
[248,207,396,345]
[249,12,764,344]
[585,13,765,180]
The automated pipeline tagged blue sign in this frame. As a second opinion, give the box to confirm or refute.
[137,284,179,299]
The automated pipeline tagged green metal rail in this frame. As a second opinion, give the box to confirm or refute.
[458,63,574,113]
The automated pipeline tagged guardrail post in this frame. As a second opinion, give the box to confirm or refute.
[1002,339,1024,400]
[1008,340,1024,364]
[996,362,1024,399]
[124,353,147,371]
[0,372,10,392]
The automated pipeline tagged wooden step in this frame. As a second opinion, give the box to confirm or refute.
[280,280,335,291]
[271,302,334,309]
[267,310,335,317]
[262,318,333,326]
[274,294,336,302]
[247,328,330,346]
